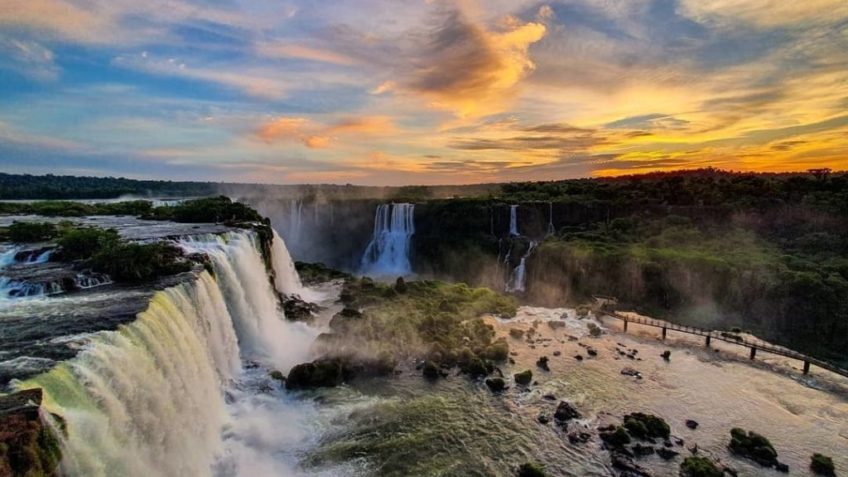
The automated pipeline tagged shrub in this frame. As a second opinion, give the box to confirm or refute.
[810,453,835,476]
[146,196,262,223]
[680,456,723,477]
[57,227,119,261]
[516,463,546,477]
[7,222,56,242]
[89,242,190,283]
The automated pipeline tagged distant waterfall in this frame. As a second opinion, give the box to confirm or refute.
[509,205,519,236]
[22,229,320,477]
[288,200,303,243]
[360,203,415,277]
[547,202,555,236]
[505,241,537,293]
[270,230,321,302]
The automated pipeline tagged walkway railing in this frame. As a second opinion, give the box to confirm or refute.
[599,310,848,379]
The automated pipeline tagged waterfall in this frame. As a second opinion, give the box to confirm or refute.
[509,205,519,236]
[359,203,415,277]
[19,229,324,477]
[547,202,555,236]
[270,230,322,302]
[24,272,240,476]
[505,241,537,293]
[288,200,303,244]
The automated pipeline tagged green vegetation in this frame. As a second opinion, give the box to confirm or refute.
[295,261,352,285]
[728,428,779,468]
[680,456,723,477]
[623,413,670,440]
[0,200,153,217]
[514,370,533,385]
[5,222,57,242]
[810,453,836,476]
[516,463,546,477]
[311,277,517,384]
[55,226,190,283]
[144,196,262,223]
[0,173,215,199]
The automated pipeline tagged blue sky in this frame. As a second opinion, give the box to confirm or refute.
[0,0,846,184]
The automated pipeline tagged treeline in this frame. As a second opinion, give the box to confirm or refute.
[497,168,848,213]
[0,173,217,199]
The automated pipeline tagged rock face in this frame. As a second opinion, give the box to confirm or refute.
[282,296,319,322]
[485,378,506,392]
[286,354,396,390]
[0,388,63,477]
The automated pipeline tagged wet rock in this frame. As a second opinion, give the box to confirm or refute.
[537,414,551,424]
[516,462,546,477]
[536,356,550,371]
[394,276,407,293]
[514,370,533,386]
[610,452,651,477]
[686,420,699,430]
[728,428,779,468]
[601,426,631,448]
[482,339,510,362]
[656,448,679,460]
[574,354,583,361]
[485,377,507,393]
[587,322,602,337]
[282,295,320,322]
[810,453,836,476]
[775,462,789,473]
[552,351,561,357]
[631,443,655,457]
[587,347,598,357]
[422,360,440,380]
[268,370,285,382]
[542,393,557,401]
[0,388,63,477]
[286,358,346,389]
[567,432,591,444]
[620,367,642,379]
[509,328,525,339]
[554,401,581,423]
[660,350,671,361]
[547,320,566,330]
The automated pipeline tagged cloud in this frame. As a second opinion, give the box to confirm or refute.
[605,114,690,130]
[679,0,848,28]
[402,11,546,117]
[112,52,289,98]
[256,115,395,148]
[256,41,355,65]
[0,37,59,81]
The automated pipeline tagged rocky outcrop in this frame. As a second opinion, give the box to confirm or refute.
[0,388,63,477]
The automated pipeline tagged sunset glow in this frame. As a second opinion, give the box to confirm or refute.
[0,0,846,184]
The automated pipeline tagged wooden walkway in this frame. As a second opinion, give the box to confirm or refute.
[598,310,848,379]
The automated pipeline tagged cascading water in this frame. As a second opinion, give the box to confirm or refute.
[270,230,322,302]
[546,202,555,236]
[289,200,303,244]
[505,241,536,293]
[509,205,519,236]
[18,230,329,477]
[359,203,415,277]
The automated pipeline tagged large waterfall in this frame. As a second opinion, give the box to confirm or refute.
[20,230,324,477]
[359,203,415,277]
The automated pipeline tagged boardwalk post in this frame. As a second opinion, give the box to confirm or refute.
[749,347,757,360]
[803,361,810,374]
[705,335,711,347]
[662,327,667,340]
[623,319,628,332]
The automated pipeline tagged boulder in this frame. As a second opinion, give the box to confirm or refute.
[514,370,533,386]
[661,350,671,361]
[656,448,679,460]
[600,426,631,448]
[422,361,441,380]
[623,413,670,440]
[554,401,581,422]
[685,419,699,430]
[485,377,507,392]
[536,356,550,371]
[610,452,651,477]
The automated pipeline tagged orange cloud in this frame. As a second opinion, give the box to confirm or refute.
[256,115,395,148]
[256,42,355,65]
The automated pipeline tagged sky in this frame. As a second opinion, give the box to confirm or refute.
[0,0,846,185]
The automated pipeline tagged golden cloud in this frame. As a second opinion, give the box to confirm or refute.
[256,115,395,148]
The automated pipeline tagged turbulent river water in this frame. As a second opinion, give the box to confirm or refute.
[2,225,846,476]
